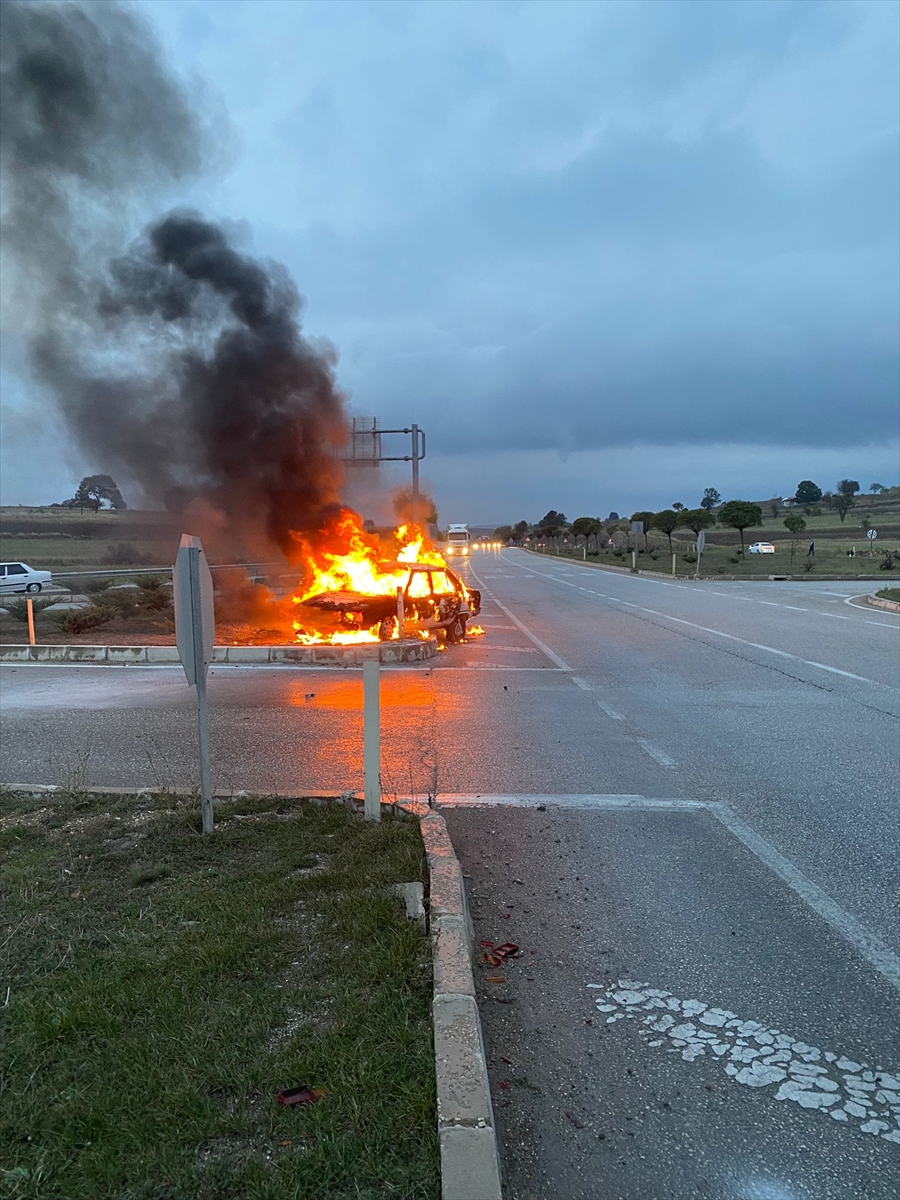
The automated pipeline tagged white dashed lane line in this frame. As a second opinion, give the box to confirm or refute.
[637,739,677,768]
[499,556,898,692]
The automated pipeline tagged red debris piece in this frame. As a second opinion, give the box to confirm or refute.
[498,1080,510,1090]
[493,943,519,960]
[565,1111,585,1129]
[276,1086,324,1107]
[500,1056,513,1065]
[479,939,495,948]
[481,952,502,966]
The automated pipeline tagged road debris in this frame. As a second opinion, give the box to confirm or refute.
[276,1086,324,1107]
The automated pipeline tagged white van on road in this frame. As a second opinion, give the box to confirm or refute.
[0,562,53,594]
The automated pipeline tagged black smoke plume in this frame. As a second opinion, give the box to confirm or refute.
[1,1,348,560]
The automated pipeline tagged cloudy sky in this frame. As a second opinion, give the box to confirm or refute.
[2,0,897,524]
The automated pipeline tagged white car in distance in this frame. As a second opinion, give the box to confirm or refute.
[748,542,776,555]
[0,561,54,594]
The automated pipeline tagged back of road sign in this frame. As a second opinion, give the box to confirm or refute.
[174,535,215,686]
[696,531,706,554]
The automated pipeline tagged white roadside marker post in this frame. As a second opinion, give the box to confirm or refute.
[363,658,381,821]
[173,534,216,835]
[26,597,35,646]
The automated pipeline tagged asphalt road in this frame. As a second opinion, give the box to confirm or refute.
[2,548,898,1198]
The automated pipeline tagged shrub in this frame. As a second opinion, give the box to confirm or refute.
[728,556,741,564]
[54,605,115,635]
[3,596,57,622]
[879,551,897,570]
[801,560,816,573]
[95,588,142,615]
[101,542,148,567]
[682,554,697,564]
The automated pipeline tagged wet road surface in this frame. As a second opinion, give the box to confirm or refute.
[2,548,899,1197]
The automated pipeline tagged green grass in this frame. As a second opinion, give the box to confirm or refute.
[541,542,899,578]
[0,790,438,1200]
[876,588,900,603]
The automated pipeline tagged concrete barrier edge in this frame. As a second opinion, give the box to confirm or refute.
[410,807,503,1200]
[0,638,438,665]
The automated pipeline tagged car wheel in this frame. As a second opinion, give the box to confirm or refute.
[446,615,466,643]
[26,582,42,593]
[378,615,399,641]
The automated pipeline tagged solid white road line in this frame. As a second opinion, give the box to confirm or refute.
[710,803,900,991]
[434,790,900,991]
[435,794,700,809]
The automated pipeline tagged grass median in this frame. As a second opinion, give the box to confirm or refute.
[0,790,438,1200]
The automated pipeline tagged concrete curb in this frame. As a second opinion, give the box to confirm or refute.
[416,809,503,1200]
[1,784,502,1198]
[0,783,427,821]
[0,638,437,666]
[866,594,900,613]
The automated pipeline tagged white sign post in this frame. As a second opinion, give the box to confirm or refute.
[173,534,216,835]
[363,658,381,821]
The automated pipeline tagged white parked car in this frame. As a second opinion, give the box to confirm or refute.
[748,542,776,555]
[0,561,53,594]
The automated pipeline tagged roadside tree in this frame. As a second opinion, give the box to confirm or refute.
[513,520,529,538]
[79,474,127,511]
[700,488,720,511]
[677,508,715,538]
[718,500,763,553]
[651,509,679,554]
[795,480,822,505]
[824,483,857,524]
[493,525,513,543]
[672,502,685,512]
[571,516,602,539]
[537,510,567,533]
[393,489,438,527]
[783,513,807,566]
[870,483,885,495]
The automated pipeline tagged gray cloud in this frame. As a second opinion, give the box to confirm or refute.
[2,0,897,512]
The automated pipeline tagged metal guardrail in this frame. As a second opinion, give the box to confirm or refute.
[52,562,286,579]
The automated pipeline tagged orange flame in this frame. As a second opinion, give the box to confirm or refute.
[288,513,459,644]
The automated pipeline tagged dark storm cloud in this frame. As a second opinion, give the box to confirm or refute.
[0,1,348,551]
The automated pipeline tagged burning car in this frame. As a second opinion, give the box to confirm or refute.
[299,562,481,643]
